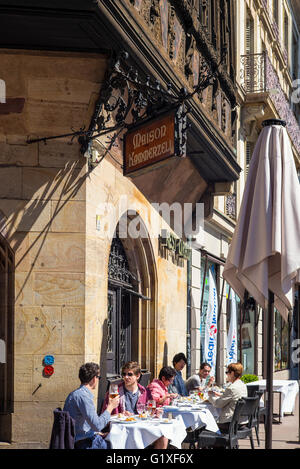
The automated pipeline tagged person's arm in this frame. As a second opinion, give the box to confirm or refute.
[208,387,233,409]
[149,384,170,406]
[79,394,119,432]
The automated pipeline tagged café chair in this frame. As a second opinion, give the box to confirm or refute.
[247,387,267,446]
[139,370,151,388]
[182,424,206,449]
[197,399,246,449]
[236,395,261,449]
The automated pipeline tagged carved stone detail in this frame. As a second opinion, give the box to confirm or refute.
[241,104,266,142]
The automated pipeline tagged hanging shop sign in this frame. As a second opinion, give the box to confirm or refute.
[123,107,187,176]
[160,230,191,260]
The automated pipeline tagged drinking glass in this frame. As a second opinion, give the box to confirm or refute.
[109,384,119,399]
[136,403,145,416]
[147,400,156,418]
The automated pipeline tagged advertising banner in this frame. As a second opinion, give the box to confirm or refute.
[204,268,218,376]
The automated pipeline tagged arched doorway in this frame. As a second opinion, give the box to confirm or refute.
[0,233,14,441]
[106,212,157,378]
[107,235,134,375]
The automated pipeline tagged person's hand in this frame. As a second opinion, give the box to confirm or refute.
[124,410,133,416]
[208,376,215,386]
[169,393,178,399]
[107,395,120,413]
[95,431,109,438]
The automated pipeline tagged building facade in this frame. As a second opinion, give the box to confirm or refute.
[189,0,300,391]
[0,0,239,446]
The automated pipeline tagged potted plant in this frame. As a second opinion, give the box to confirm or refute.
[240,374,259,384]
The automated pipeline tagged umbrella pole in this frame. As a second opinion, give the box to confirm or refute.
[265,290,274,449]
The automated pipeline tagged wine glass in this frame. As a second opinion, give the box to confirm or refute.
[136,403,145,417]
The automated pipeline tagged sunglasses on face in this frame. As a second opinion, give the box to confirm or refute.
[122,372,135,377]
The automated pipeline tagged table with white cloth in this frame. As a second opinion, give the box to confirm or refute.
[105,403,219,449]
[247,380,299,420]
[163,403,219,433]
[106,416,187,449]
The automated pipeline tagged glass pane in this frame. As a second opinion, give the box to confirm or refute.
[241,303,255,374]
[275,310,281,371]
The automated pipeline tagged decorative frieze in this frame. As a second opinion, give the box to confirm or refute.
[127,0,237,146]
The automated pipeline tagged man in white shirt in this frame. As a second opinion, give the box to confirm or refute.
[185,362,215,394]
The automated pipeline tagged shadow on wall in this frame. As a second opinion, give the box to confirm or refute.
[0,143,89,306]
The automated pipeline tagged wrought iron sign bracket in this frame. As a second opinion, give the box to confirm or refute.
[27,50,216,170]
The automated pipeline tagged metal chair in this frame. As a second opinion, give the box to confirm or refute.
[236,395,261,449]
[247,386,267,446]
[139,370,151,388]
[197,399,246,449]
[182,424,206,449]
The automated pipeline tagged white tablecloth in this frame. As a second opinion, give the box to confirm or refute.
[247,380,299,416]
[106,417,187,449]
[163,405,219,433]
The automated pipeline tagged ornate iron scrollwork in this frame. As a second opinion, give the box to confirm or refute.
[108,235,135,287]
[27,49,215,169]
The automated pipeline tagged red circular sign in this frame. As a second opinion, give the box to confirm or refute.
[44,365,54,376]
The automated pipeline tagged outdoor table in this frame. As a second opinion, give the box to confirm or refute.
[163,403,219,433]
[105,415,187,449]
[247,380,299,421]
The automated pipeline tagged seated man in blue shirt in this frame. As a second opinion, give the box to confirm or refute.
[64,362,119,449]
[168,353,188,396]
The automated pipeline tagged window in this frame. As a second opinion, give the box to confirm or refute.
[292,30,298,81]
[227,289,257,374]
[245,141,255,177]
[239,297,256,374]
[272,0,279,25]
[283,11,289,59]
[275,310,290,371]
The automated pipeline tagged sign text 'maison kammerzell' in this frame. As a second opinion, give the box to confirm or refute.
[124,112,175,176]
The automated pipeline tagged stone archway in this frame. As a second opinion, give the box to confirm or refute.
[106,210,157,377]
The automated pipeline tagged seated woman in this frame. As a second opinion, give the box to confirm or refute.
[102,361,151,416]
[147,366,178,407]
[207,362,247,433]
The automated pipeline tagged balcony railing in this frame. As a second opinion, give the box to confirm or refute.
[240,51,300,155]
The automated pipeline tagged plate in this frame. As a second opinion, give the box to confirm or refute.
[163,406,178,411]
[111,418,137,424]
[159,419,173,424]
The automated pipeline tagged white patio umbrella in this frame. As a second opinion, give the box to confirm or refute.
[223,119,300,449]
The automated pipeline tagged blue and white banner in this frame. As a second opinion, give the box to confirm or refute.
[204,268,218,376]
[227,290,238,364]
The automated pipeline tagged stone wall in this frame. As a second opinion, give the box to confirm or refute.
[0,49,187,446]
[0,50,107,445]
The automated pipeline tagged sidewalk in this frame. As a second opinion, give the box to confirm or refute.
[238,394,300,449]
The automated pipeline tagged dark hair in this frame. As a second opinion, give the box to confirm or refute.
[172,353,187,367]
[200,362,211,370]
[79,362,100,384]
[158,366,177,381]
[121,361,141,376]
